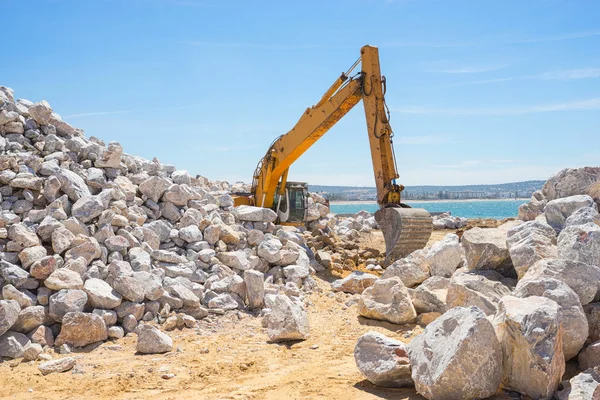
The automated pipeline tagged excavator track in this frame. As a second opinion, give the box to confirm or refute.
[375,206,433,265]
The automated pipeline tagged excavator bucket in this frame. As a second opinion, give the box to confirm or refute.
[375,207,433,265]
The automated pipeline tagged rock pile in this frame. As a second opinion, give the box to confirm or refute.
[432,212,467,229]
[352,166,600,399]
[0,85,318,362]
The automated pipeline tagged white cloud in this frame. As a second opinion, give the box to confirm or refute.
[393,98,600,115]
[538,68,600,80]
[429,66,507,74]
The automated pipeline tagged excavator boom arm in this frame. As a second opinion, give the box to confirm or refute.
[253,45,401,209]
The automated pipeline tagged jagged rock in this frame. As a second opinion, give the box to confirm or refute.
[565,206,600,227]
[578,342,600,371]
[2,285,33,309]
[358,277,417,324]
[49,289,88,323]
[506,220,557,279]
[354,331,412,387]
[513,278,587,360]
[545,195,597,232]
[331,271,378,294]
[72,195,105,223]
[8,223,40,248]
[18,246,47,269]
[585,303,600,343]
[557,223,600,267]
[136,324,173,354]
[244,270,264,309]
[132,271,164,301]
[55,169,91,201]
[216,250,251,270]
[38,357,77,375]
[258,239,282,264]
[55,311,108,347]
[462,227,512,271]
[408,306,502,400]
[409,286,447,314]
[0,260,29,287]
[446,272,511,315]
[0,300,21,336]
[23,342,43,361]
[542,167,600,202]
[521,258,600,305]
[264,295,309,342]
[113,275,146,303]
[233,205,277,222]
[84,278,123,309]
[207,293,238,310]
[12,305,46,333]
[493,296,565,399]
[95,142,122,168]
[28,325,54,347]
[381,250,429,287]
[44,268,83,291]
[519,191,547,221]
[0,331,30,358]
[138,176,172,203]
[556,368,600,400]
[422,234,463,277]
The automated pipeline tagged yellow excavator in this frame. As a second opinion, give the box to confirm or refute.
[233,45,432,262]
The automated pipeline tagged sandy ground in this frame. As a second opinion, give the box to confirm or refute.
[0,230,458,400]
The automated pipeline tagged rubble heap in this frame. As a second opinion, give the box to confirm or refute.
[0,85,318,361]
[347,165,600,399]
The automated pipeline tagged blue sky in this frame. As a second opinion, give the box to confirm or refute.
[2,0,599,186]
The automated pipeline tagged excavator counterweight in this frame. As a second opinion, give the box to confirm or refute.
[234,45,433,263]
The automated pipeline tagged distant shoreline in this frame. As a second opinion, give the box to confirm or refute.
[330,198,529,205]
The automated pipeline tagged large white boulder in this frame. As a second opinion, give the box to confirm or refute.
[422,234,463,277]
[381,250,429,287]
[331,271,378,294]
[354,331,412,388]
[506,220,557,279]
[493,296,565,400]
[357,277,416,325]
[446,272,511,315]
[557,223,600,267]
[544,195,596,232]
[264,295,309,342]
[408,306,503,400]
[520,258,600,305]
[461,227,512,272]
[513,278,588,360]
[233,205,277,222]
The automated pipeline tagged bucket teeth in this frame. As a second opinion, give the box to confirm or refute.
[375,207,433,265]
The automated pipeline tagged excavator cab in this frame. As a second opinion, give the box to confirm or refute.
[274,182,308,225]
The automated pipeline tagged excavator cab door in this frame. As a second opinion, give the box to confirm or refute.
[274,182,308,225]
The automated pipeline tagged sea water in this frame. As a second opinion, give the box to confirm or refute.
[330,199,528,219]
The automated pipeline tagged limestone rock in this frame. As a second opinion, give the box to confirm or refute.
[55,169,91,201]
[556,368,600,400]
[446,272,511,315]
[408,306,502,400]
[84,278,123,309]
[565,206,600,228]
[513,278,587,360]
[557,223,600,267]
[138,176,172,203]
[0,331,30,358]
[234,205,277,222]
[493,295,565,399]
[38,357,77,375]
[578,342,600,371]
[357,277,417,324]
[381,250,430,287]
[44,268,84,291]
[216,250,251,270]
[55,311,108,348]
[462,227,512,271]
[506,220,557,279]
[0,300,20,336]
[521,258,600,306]
[136,324,173,354]
[257,239,282,264]
[264,295,309,342]
[331,271,378,294]
[49,289,88,323]
[542,167,600,202]
[12,305,46,333]
[545,195,596,232]
[243,270,265,309]
[354,331,412,387]
[422,234,463,277]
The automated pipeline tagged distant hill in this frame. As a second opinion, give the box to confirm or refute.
[309,180,546,201]
[310,180,545,193]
